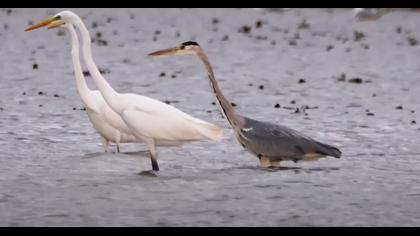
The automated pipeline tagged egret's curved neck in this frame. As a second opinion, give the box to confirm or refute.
[196,49,244,129]
[67,24,95,108]
[71,15,123,112]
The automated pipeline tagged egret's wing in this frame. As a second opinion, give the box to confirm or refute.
[121,94,222,141]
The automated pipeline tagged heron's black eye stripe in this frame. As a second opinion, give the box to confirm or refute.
[54,15,61,20]
[179,45,185,50]
[181,41,199,46]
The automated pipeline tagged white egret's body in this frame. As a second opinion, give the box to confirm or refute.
[64,23,137,152]
[28,11,223,171]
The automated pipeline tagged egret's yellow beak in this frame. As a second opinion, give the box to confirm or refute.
[148,47,180,56]
[47,20,65,29]
[25,16,61,32]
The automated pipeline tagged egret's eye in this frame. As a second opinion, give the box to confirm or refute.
[179,45,185,50]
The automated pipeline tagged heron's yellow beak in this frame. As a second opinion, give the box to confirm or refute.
[148,47,180,56]
[47,20,65,29]
[25,16,61,32]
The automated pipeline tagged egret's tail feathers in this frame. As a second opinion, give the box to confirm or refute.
[195,122,223,141]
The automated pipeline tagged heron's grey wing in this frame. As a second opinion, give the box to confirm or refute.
[240,117,341,159]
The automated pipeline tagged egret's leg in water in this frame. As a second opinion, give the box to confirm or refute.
[146,140,159,171]
[101,136,109,152]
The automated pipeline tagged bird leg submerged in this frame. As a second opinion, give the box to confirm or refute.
[259,156,273,168]
[146,140,159,171]
[259,156,282,168]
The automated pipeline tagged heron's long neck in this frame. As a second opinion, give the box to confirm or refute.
[72,16,123,112]
[196,49,243,129]
[67,25,95,108]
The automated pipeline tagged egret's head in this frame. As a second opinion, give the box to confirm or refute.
[25,10,77,32]
[148,41,200,57]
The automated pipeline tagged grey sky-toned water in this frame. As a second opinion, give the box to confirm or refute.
[0,8,419,226]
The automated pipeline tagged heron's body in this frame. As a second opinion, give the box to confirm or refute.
[149,41,341,168]
[64,23,137,152]
[26,11,223,171]
[237,117,341,165]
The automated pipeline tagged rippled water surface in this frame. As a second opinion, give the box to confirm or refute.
[1,8,420,226]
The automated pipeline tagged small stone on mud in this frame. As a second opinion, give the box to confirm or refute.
[80,107,86,111]
[231,102,237,107]
[349,78,363,84]
[411,120,417,124]
[239,25,251,34]
[259,85,264,90]
[212,102,216,105]
[326,45,334,51]
[221,35,229,41]
[212,18,219,24]
[32,63,38,69]
[366,112,375,116]
[395,105,403,110]
[297,19,310,29]
[407,37,418,46]
[290,100,296,104]
[255,20,264,28]
[53,94,60,98]
[171,74,177,78]
[39,104,43,107]
[38,91,44,95]
[298,78,306,84]
[274,104,281,108]
[354,31,365,42]
[337,73,346,82]
[159,72,166,77]
[99,68,111,74]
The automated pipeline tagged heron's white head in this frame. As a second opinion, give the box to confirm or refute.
[148,41,200,57]
[25,10,78,32]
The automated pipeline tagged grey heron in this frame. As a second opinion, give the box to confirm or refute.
[149,42,342,168]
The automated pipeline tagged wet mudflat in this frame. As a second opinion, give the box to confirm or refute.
[0,8,420,226]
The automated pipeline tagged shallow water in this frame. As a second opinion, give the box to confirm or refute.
[1,8,420,226]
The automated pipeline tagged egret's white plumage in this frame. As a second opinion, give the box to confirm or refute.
[26,10,223,171]
[61,23,137,152]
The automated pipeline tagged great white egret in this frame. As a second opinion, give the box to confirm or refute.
[39,21,138,153]
[149,41,341,168]
[26,11,223,172]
